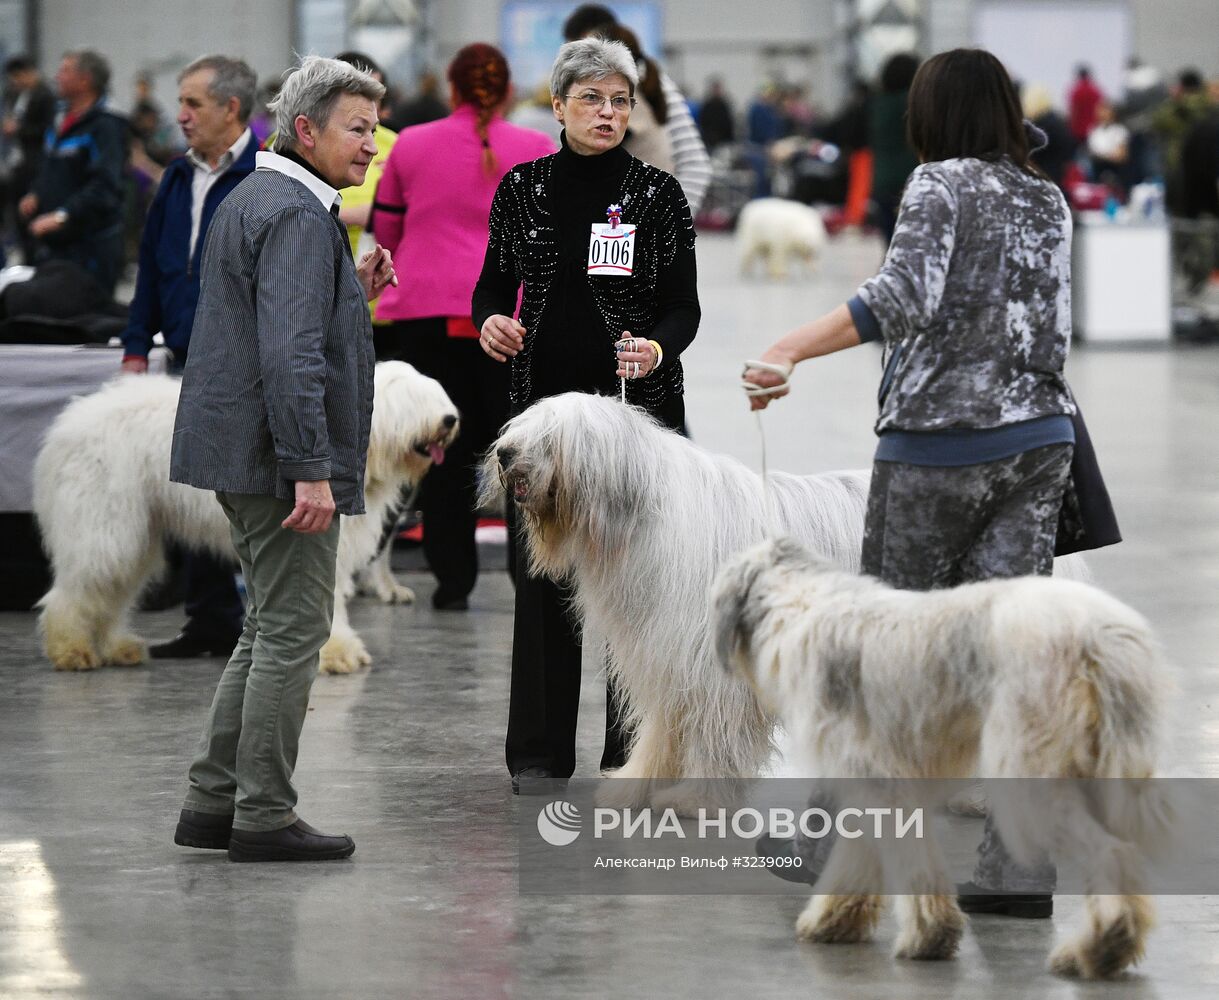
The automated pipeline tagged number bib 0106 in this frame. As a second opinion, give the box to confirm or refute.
[587,223,637,277]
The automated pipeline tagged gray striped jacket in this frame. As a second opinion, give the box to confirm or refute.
[661,73,712,216]
[169,170,375,515]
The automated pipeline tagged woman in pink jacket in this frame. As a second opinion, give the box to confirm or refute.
[372,44,555,610]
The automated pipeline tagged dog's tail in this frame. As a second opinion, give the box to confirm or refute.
[1048,610,1170,978]
[1055,606,1176,848]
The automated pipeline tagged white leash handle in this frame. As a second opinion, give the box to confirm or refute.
[740,359,793,398]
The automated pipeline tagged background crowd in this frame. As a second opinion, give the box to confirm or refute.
[1,38,1216,286]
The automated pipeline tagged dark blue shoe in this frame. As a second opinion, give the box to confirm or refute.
[957,881,1052,918]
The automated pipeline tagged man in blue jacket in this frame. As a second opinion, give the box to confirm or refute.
[18,50,128,292]
[121,55,258,659]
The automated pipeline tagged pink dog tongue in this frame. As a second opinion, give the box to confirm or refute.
[427,443,446,465]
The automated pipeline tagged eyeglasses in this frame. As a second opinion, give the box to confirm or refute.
[565,91,636,113]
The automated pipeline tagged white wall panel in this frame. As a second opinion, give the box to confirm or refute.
[39,0,295,113]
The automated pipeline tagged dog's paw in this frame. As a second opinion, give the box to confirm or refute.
[47,643,101,671]
[594,775,652,812]
[649,780,739,818]
[103,636,146,666]
[946,782,988,818]
[893,899,964,961]
[381,583,415,605]
[319,634,371,674]
[1048,941,1084,979]
[796,895,880,944]
[1049,913,1147,980]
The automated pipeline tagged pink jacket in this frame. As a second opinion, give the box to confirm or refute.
[372,105,556,322]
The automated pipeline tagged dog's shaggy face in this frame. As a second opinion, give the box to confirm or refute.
[711,537,826,708]
[480,393,662,575]
[367,361,460,487]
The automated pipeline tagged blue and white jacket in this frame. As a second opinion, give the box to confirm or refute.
[33,102,127,248]
[121,133,258,359]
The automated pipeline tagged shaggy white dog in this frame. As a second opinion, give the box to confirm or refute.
[484,392,869,814]
[737,197,827,280]
[484,393,1090,815]
[35,361,457,674]
[713,537,1170,979]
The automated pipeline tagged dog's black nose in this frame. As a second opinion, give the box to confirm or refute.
[498,445,517,467]
[443,414,457,429]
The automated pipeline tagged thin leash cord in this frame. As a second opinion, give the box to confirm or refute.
[754,408,778,537]
[741,359,793,538]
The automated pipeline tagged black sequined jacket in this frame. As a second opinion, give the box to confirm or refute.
[472,136,699,429]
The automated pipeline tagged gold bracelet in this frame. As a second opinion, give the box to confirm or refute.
[647,339,664,370]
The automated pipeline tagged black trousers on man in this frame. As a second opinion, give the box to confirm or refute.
[166,352,244,645]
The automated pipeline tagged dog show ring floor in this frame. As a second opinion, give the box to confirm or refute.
[1,231,1217,998]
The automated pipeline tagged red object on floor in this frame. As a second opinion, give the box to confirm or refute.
[398,516,506,543]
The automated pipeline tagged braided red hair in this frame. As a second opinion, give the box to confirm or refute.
[448,43,511,176]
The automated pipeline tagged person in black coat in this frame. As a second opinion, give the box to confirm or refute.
[4,56,56,260]
[698,78,735,151]
[18,50,128,293]
[472,38,700,791]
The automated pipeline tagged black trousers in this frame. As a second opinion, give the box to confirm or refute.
[167,355,244,641]
[504,500,629,778]
[181,550,245,640]
[375,318,510,601]
[499,391,687,780]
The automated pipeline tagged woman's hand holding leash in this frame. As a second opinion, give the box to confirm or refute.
[743,304,863,409]
[615,333,659,380]
[742,358,794,410]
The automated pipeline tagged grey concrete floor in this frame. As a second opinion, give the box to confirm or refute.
[2,232,1217,999]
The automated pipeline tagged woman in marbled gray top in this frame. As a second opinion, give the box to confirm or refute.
[747,49,1074,912]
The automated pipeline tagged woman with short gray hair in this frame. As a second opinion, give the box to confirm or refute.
[270,54,385,153]
[171,55,396,862]
[472,36,701,794]
[548,33,638,101]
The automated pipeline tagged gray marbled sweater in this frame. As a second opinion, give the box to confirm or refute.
[856,156,1075,433]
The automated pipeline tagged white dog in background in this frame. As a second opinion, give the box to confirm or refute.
[713,537,1170,979]
[35,361,457,674]
[737,197,827,280]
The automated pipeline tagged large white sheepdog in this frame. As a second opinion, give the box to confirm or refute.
[737,197,827,280]
[35,360,457,674]
[713,537,1170,979]
[483,392,871,813]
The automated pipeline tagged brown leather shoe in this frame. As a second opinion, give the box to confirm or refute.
[228,819,355,862]
[174,808,234,850]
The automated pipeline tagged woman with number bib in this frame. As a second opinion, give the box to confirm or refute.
[472,37,700,793]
